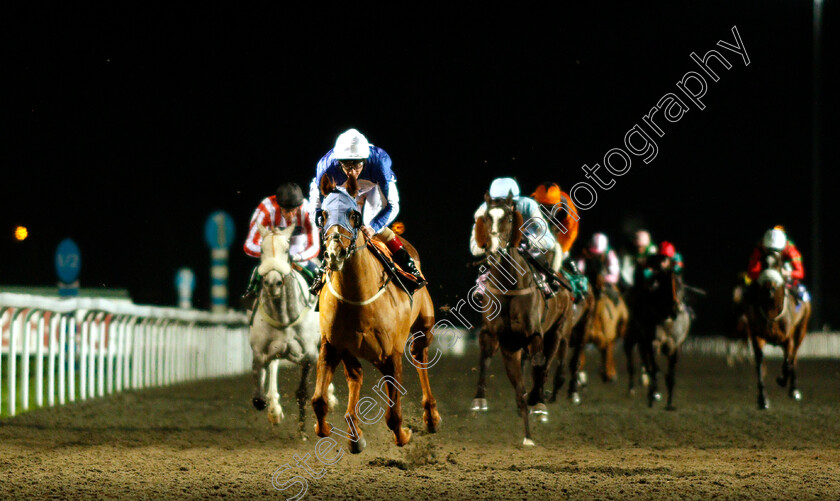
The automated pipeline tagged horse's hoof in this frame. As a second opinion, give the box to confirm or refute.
[790,389,802,401]
[577,372,588,387]
[530,403,549,422]
[252,398,266,411]
[396,428,412,447]
[546,392,558,404]
[758,398,770,410]
[425,412,441,433]
[471,398,488,411]
[628,388,636,398]
[776,375,787,388]
[569,392,581,406]
[522,437,535,447]
[267,411,283,425]
[641,374,650,387]
[349,436,367,454]
[653,392,662,402]
[665,405,677,412]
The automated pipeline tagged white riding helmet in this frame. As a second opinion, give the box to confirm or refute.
[589,233,609,254]
[334,128,371,160]
[634,230,651,247]
[489,177,520,199]
[762,228,787,251]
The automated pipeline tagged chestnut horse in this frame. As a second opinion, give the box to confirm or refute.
[470,193,589,446]
[575,254,629,385]
[744,252,811,409]
[311,176,439,453]
[625,266,690,409]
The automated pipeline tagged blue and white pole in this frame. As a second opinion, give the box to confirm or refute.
[175,267,196,309]
[55,238,81,297]
[204,211,236,313]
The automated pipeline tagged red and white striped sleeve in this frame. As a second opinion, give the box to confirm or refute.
[243,197,276,258]
[295,199,320,261]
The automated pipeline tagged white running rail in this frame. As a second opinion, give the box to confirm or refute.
[0,293,250,417]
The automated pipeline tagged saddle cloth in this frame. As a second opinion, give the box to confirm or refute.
[366,238,426,285]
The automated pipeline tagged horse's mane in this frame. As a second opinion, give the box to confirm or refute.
[511,210,524,248]
[345,173,359,197]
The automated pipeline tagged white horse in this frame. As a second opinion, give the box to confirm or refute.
[249,224,336,437]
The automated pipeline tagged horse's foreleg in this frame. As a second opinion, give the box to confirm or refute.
[549,338,567,403]
[312,340,341,438]
[377,354,412,447]
[251,357,267,410]
[625,334,637,396]
[603,340,617,383]
[295,358,312,438]
[501,347,533,446]
[751,335,769,410]
[665,350,678,411]
[641,337,660,407]
[567,337,584,405]
[341,354,367,453]
[472,328,497,411]
[410,338,441,433]
[788,312,809,401]
[266,359,284,424]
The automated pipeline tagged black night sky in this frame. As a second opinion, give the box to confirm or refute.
[3,2,838,333]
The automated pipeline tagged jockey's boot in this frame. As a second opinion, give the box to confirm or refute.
[392,248,427,293]
[241,266,261,311]
[563,261,587,304]
[309,264,327,296]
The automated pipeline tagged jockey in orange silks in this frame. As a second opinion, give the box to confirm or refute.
[531,183,579,255]
[747,226,809,302]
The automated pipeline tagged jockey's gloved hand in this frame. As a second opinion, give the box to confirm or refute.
[315,209,324,228]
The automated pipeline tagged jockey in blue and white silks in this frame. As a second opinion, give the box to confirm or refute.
[309,136,399,234]
[308,129,426,295]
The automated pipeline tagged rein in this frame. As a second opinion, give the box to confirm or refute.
[760,292,789,323]
[255,269,314,329]
[326,271,392,306]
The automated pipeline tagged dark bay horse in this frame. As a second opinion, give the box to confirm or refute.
[311,176,440,453]
[625,266,690,409]
[744,253,811,409]
[470,193,585,446]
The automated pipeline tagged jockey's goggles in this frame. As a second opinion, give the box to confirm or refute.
[338,160,364,171]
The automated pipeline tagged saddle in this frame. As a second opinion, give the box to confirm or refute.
[602,284,621,305]
[366,238,426,295]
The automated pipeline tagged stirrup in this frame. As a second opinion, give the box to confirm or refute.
[309,269,326,296]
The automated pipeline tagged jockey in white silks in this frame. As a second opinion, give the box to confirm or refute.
[308,128,426,295]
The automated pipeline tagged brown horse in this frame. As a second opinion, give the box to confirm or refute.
[744,253,811,409]
[575,255,629,385]
[310,176,440,453]
[470,193,587,445]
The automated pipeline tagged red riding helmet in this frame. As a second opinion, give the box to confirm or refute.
[658,241,676,258]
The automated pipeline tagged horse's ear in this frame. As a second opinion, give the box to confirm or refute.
[280,225,295,238]
[511,210,525,248]
[484,191,492,205]
[320,175,336,196]
[257,223,269,238]
[506,191,514,208]
[346,174,359,198]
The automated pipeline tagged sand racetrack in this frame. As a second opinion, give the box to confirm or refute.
[1,346,839,500]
